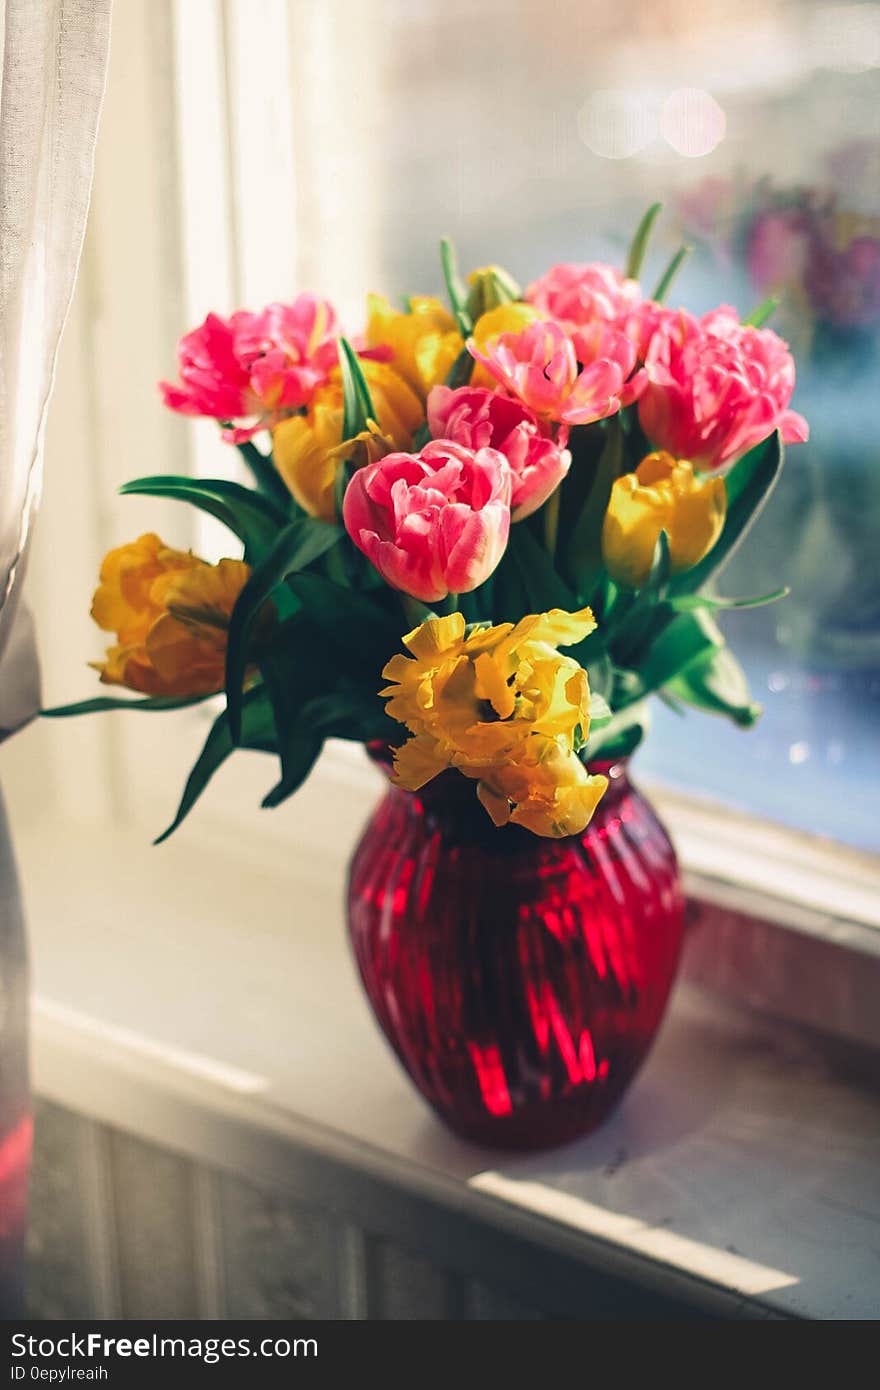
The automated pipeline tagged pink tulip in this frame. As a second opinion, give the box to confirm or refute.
[526,261,641,331]
[468,319,643,427]
[343,440,511,603]
[616,296,669,360]
[427,386,570,521]
[638,306,809,470]
[160,295,340,441]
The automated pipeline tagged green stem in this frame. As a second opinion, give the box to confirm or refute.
[743,296,780,328]
[402,595,429,631]
[439,237,473,337]
[652,244,692,304]
[625,202,662,280]
[543,490,561,559]
[435,592,460,617]
[232,437,293,511]
[325,541,350,589]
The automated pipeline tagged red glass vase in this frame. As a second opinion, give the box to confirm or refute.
[347,752,684,1150]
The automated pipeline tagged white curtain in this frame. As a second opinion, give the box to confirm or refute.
[0,0,112,737]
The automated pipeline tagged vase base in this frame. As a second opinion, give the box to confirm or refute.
[422,1073,636,1152]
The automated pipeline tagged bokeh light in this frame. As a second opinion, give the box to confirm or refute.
[578,89,657,160]
[661,88,727,157]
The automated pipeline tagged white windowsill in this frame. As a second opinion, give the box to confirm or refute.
[11,745,880,1320]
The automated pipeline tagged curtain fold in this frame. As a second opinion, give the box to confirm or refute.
[0,0,112,736]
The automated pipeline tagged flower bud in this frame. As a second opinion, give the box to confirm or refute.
[465,264,522,320]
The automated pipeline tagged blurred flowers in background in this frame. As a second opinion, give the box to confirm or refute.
[678,147,880,355]
[676,143,880,672]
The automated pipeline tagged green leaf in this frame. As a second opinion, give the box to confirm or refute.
[632,609,725,697]
[669,586,789,613]
[338,337,375,440]
[118,476,287,562]
[743,296,779,328]
[588,692,613,728]
[445,345,475,390]
[651,244,692,304]
[561,419,623,598]
[439,237,473,336]
[298,688,400,744]
[42,692,213,718]
[671,432,784,596]
[225,519,342,743]
[612,666,644,706]
[257,651,324,809]
[261,731,323,808]
[607,533,672,666]
[584,702,649,761]
[285,572,401,669]
[658,689,686,716]
[583,647,613,699]
[154,686,276,843]
[234,440,296,513]
[647,529,671,593]
[555,423,607,555]
[625,202,662,280]
[498,524,579,617]
[333,456,356,522]
[412,419,432,449]
[665,645,762,728]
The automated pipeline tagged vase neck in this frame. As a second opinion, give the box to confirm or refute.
[366,743,632,821]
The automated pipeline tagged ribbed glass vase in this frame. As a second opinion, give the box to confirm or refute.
[347,750,684,1150]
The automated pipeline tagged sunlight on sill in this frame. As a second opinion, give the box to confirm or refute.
[646,780,880,933]
[35,998,270,1096]
[469,1171,800,1299]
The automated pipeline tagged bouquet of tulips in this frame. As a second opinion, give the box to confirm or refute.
[47,206,808,841]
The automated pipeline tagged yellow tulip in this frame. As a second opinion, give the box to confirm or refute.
[91,533,250,696]
[381,606,607,838]
[471,301,539,347]
[365,294,463,399]
[272,359,423,520]
[475,740,608,839]
[469,301,540,388]
[602,451,727,589]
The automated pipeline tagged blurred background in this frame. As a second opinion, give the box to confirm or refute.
[4,0,879,851]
